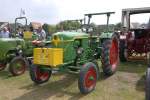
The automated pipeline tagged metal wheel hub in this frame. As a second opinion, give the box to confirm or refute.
[84,67,97,89]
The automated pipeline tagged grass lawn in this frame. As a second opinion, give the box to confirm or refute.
[0,61,147,100]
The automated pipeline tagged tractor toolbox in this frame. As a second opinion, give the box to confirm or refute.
[33,48,63,67]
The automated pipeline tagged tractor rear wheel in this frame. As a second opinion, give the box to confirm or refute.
[9,56,28,76]
[30,64,52,84]
[78,62,99,94]
[146,68,150,100]
[101,34,119,76]
[0,63,6,71]
[119,40,127,62]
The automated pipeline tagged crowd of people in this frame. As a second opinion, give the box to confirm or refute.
[0,26,46,40]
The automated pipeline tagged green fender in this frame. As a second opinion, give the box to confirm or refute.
[99,32,118,44]
[96,32,115,58]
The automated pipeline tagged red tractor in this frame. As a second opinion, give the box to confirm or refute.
[119,7,150,62]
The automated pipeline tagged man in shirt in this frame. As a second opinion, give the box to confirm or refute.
[0,27,10,38]
[36,27,46,40]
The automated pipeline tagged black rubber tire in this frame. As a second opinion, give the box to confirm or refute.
[101,34,119,76]
[92,60,100,79]
[29,64,52,84]
[78,62,99,94]
[0,63,6,71]
[119,40,127,62]
[146,68,150,100]
[9,56,28,76]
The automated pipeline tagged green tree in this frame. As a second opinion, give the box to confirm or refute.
[48,25,57,35]
[56,20,81,31]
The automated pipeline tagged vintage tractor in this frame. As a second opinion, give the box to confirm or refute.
[0,17,29,76]
[0,35,29,76]
[29,12,119,94]
[119,7,150,62]
[0,17,38,76]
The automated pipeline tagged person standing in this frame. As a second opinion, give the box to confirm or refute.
[36,27,46,40]
[0,27,10,38]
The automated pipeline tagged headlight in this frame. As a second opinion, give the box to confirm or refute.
[77,47,84,54]
[19,50,23,54]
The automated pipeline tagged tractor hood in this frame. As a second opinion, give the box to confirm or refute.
[52,31,89,41]
[0,38,25,61]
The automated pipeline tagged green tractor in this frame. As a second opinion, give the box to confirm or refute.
[0,17,38,76]
[29,12,119,94]
[0,31,29,76]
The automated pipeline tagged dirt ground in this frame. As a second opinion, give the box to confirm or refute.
[0,61,146,100]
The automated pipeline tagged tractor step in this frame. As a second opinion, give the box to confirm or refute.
[68,66,81,70]
[67,66,80,74]
[68,70,80,74]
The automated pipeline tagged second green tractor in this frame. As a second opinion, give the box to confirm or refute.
[29,12,119,94]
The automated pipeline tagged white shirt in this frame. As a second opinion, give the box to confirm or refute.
[37,29,46,40]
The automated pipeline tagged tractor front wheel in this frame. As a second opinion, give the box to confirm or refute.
[101,34,119,76]
[78,62,99,94]
[0,63,6,71]
[30,64,52,84]
[146,68,150,100]
[9,56,28,76]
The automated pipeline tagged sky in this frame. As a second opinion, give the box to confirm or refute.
[0,0,150,25]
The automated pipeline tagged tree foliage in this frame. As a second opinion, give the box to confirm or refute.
[57,20,81,31]
[41,21,122,35]
[42,21,82,35]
